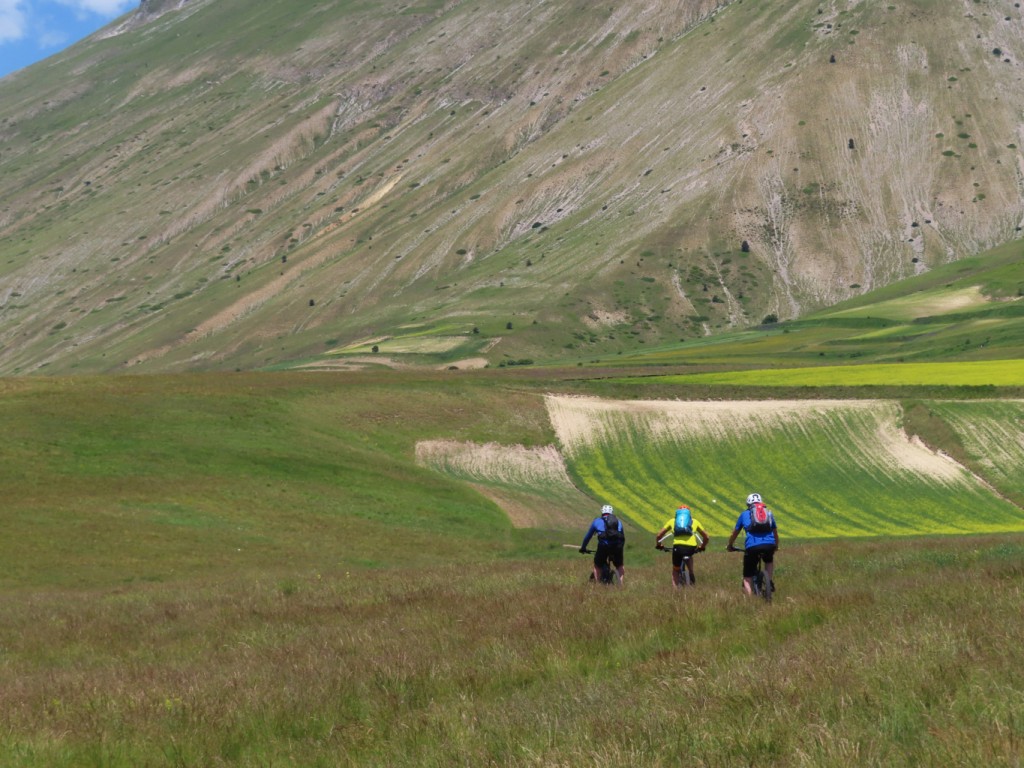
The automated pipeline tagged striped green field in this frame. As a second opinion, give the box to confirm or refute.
[926,400,1024,503]
[545,395,1023,539]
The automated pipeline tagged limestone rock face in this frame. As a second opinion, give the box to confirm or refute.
[137,0,193,20]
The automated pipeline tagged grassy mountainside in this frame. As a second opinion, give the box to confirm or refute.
[591,238,1024,370]
[2,0,1024,374]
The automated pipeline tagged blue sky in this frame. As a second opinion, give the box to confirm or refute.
[0,0,135,79]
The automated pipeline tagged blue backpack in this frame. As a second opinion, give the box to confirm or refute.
[673,507,693,537]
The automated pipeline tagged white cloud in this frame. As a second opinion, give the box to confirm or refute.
[0,0,28,43]
[38,27,68,47]
[55,0,134,17]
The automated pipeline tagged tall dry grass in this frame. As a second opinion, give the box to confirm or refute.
[0,535,1021,766]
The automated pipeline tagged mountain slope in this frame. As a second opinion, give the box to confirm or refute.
[1,0,1023,374]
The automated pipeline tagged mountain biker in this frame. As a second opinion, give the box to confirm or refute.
[655,505,709,587]
[580,504,626,585]
[726,492,779,596]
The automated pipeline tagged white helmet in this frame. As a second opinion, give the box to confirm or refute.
[746,493,762,506]
[601,504,614,516]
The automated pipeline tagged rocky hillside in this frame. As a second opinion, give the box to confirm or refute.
[0,0,1022,374]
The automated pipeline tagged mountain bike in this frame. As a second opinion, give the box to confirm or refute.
[579,548,621,585]
[656,543,701,586]
[657,531,705,587]
[727,545,774,603]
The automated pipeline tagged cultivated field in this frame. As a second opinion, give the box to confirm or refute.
[647,359,1024,388]
[543,395,1024,538]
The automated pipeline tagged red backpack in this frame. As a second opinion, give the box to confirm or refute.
[748,502,774,534]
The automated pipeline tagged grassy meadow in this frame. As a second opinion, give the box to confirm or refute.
[2,372,1024,766]
[2,532,1023,766]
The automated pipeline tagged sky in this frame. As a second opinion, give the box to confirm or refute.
[0,0,136,79]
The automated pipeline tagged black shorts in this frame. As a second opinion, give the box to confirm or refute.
[672,544,699,567]
[743,544,776,578]
[594,541,624,568]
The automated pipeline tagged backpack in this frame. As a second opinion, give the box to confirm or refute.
[600,514,624,544]
[673,507,693,537]
[748,502,774,534]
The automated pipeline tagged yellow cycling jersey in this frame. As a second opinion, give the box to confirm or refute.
[661,517,705,548]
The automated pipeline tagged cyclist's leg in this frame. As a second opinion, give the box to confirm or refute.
[741,549,758,595]
[592,543,605,583]
[610,544,625,585]
[671,546,684,587]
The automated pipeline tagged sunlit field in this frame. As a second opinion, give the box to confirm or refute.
[545,396,1024,538]
[642,359,1024,387]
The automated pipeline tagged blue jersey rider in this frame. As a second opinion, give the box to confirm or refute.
[726,492,779,596]
[580,504,626,585]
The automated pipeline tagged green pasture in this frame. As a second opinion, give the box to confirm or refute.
[550,398,1024,539]
[0,372,557,590]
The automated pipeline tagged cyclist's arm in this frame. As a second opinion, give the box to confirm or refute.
[581,521,598,549]
[696,526,710,549]
[655,526,670,546]
[773,528,780,548]
[726,527,740,550]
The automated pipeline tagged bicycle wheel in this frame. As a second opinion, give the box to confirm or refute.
[681,558,693,587]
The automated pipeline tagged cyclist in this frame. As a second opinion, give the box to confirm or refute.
[655,504,709,587]
[725,492,779,596]
[580,504,626,585]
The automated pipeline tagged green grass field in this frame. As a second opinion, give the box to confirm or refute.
[2,373,1024,765]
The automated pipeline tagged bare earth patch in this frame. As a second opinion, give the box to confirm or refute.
[583,308,629,329]
[437,358,489,370]
[416,439,590,528]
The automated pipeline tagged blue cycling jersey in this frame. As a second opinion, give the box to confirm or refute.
[733,508,777,549]
[581,516,624,549]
